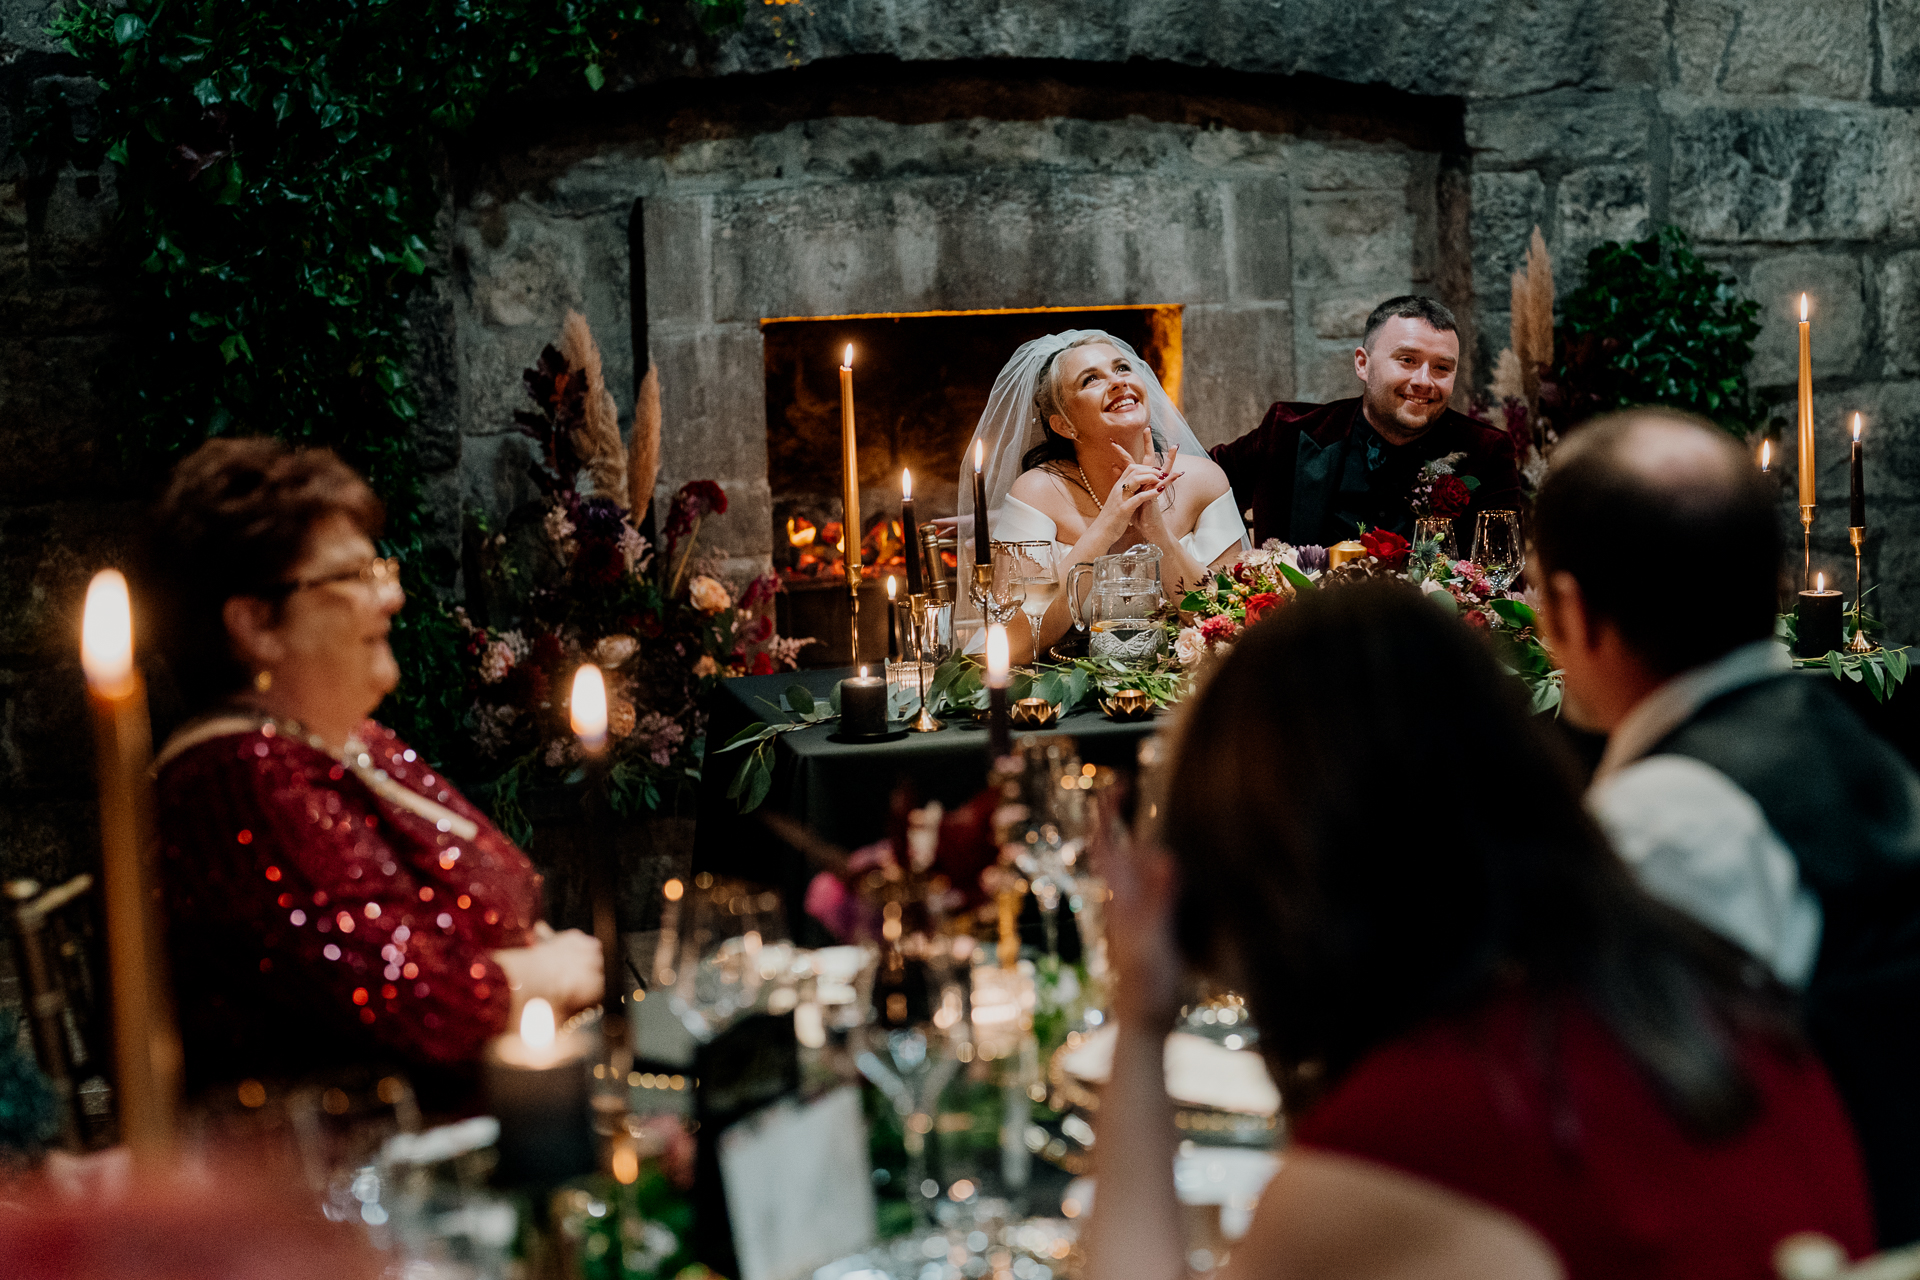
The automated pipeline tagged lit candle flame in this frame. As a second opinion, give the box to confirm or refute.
[570,664,607,749]
[986,624,1009,688]
[887,574,897,601]
[974,439,984,472]
[1761,440,1771,471]
[843,344,853,369]
[902,468,913,500]
[859,665,868,679]
[1854,412,1863,442]
[520,997,555,1050]
[1817,571,1826,593]
[1801,293,1809,322]
[81,569,136,698]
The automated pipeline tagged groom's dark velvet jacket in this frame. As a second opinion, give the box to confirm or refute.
[1210,396,1523,548]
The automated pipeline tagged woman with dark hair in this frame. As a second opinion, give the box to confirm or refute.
[1087,582,1872,1279]
[147,438,600,1095]
[956,331,1247,659]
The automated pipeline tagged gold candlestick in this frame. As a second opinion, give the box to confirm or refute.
[1848,525,1877,653]
[906,593,945,733]
[839,346,862,668]
[1802,505,1815,593]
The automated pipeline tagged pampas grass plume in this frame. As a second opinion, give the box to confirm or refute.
[630,360,661,524]
[560,310,627,506]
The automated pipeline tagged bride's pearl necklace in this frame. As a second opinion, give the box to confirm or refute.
[1075,462,1104,512]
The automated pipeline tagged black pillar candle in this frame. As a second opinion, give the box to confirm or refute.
[1796,581,1846,658]
[484,1006,596,1187]
[839,669,889,740]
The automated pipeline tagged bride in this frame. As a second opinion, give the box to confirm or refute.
[960,331,1248,660]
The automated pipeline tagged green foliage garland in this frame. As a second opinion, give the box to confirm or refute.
[1547,226,1764,436]
[19,0,735,766]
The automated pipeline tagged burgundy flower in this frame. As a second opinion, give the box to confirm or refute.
[749,651,777,676]
[1429,475,1471,520]
[665,480,729,542]
[1198,615,1239,644]
[1359,529,1411,569]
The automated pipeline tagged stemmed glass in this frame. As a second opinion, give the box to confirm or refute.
[1002,540,1060,661]
[852,1024,963,1229]
[1472,510,1524,591]
[659,874,790,1042]
[969,543,1027,628]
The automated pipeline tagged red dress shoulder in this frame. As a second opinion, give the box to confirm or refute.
[1291,989,1874,1280]
[156,719,544,1090]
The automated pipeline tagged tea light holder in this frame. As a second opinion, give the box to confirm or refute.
[1010,697,1059,729]
[1099,688,1156,722]
[1326,540,1368,569]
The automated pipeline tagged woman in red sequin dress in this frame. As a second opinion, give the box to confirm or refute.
[148,439,602,1094]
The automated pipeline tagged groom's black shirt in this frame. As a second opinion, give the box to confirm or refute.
[1210,397,1522,548]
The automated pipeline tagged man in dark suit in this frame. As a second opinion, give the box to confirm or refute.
[1211,296,1522,548]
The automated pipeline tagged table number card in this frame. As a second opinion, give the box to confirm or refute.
[719,1085,876,1280]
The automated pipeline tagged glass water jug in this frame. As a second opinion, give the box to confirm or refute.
[1067,543,1167,664]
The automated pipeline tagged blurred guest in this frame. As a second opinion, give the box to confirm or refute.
[1090,582,1871,1280]
[147,438,600,1097]
[1534,410,1920,1244]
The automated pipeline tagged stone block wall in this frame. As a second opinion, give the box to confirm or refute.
[453,114,1444,571]
[7,0,1920,885]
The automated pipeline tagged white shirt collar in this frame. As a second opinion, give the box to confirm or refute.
[1592,639,1794,784]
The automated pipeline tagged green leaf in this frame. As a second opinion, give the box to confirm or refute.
[105,138,128,165]
[1887,647,1910,683]
[218,333,252,363]
[785,684,815,716]
[1180,590,1209,612]
[715,720,772,753]
[1490,597,1537,629]
[192,78,222,107]
[1827,651,1845,680]
[1275,561,1317,594]
[1863,657,1887,703]
[113,13,145,43]
[584,62,606,90]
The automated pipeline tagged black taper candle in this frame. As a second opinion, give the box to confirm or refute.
[901,470,923,596]
[1851,415,1866,529]
[973,443,991,568]
[988,685,1011,757]
[887,576,899,660]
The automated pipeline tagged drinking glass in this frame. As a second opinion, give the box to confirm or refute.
[1002,540,1060,660]
[661,874,790,1042]
[971,543,1027,627]
[1472,510,1524,590]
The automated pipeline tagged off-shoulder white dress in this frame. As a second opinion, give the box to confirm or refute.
[993,489,1249,567]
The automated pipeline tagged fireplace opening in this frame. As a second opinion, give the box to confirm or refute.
[764,306,1181,666]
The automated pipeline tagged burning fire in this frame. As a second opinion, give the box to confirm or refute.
[780,512,916,581]
[787,515,817,547]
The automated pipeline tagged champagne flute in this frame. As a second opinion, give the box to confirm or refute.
[981,542,1027,627]
[1472,510,1524,591]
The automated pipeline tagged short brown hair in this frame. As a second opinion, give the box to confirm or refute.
[1362,295,1457,351]
[147,438,384,709]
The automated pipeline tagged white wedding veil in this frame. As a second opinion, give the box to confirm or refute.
[954,329,1214,560]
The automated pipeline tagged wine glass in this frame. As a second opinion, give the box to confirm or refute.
[973,542,1026,627]
[1472,510,1524,591]
[1002,540,1059,661]
[662,874,790,1042]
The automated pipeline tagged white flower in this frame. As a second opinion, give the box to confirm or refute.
[618,524,652,573]
[689,575,731,614]
[1173,627,1206,667]
[471,704,518,756]
[543,738,573,768]
[593,634,638,667]
[479,639,516,684]
[1418,578,1448,598]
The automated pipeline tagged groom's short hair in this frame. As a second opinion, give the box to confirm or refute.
[1363,296,1457,350]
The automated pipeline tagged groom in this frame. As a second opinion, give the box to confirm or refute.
[1211,296,1521,549]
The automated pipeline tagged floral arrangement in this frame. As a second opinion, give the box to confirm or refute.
[458,315,812,841]
[1172,536,1564,713]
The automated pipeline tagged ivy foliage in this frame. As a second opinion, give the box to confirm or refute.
[1547,226,1765,436]
[22,0,736,765]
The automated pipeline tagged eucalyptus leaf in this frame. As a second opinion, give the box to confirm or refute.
[1889,648,1911,683]
[1274,561,1317,594]
[785,684,815,716]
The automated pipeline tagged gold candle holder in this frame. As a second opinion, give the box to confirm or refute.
[1801,505,1815,592]
[1327,539,1368,569]
[1010,697,1059,729]
[1099,688,1156,722]
[1848,524,1877,654]
[906,593,945,733]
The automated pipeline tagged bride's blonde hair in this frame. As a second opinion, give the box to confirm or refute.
[1022,333,1165,473]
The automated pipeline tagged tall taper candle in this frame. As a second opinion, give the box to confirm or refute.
[901,468,923,596]
[1851,413,1865,529]
[1798,294,1815,511]
[973,440,991,569]
[81,569,178,1160]
[570,664,622,1037]
[985,623,1011,758]
[886,574,900,660]
[840,345,862,666]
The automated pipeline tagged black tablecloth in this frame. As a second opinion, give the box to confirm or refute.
[691,667,1156,893]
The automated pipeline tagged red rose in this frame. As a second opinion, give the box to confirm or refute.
[749,651,777,676]
[1462,608,1491,630]
[1244,591,1282,624]
[1430,475,1471,520]
[1359,528,1411,568]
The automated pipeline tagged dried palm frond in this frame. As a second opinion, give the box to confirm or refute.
[629,359,661,525]
[559,310,627,506]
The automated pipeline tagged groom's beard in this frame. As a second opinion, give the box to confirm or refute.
[1361,381,1447,443]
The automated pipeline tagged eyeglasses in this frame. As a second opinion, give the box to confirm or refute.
[268,557,404,601]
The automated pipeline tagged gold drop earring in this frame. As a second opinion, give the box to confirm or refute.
[254,669,273,693]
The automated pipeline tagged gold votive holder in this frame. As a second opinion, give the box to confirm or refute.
[1010,697,1059,729]
[885,659,936,699]
[1327,539,1369,569]
[1099,688,1156,721]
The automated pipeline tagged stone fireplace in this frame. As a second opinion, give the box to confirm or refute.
[449,67,1471,617]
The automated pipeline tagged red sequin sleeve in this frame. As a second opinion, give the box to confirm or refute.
[157,723,544,1071]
